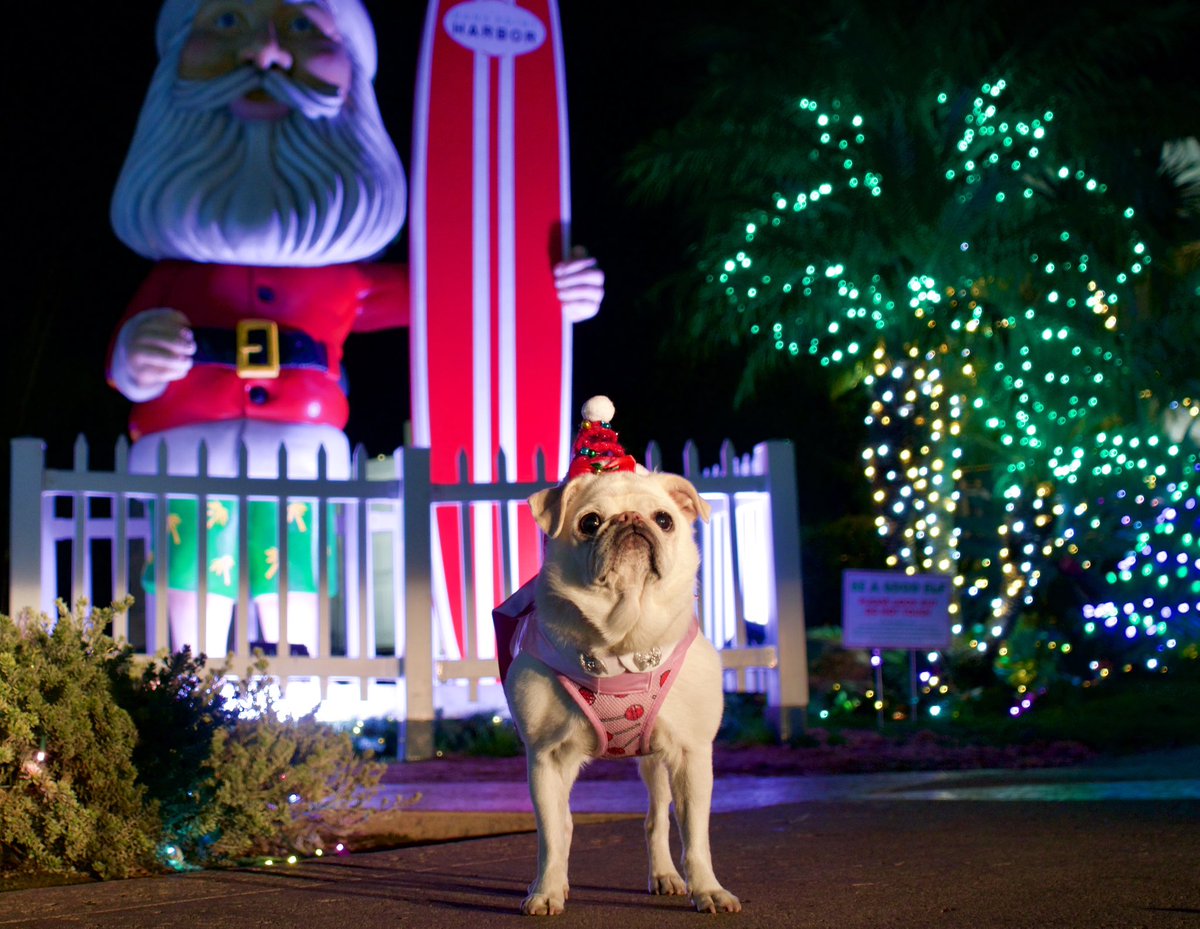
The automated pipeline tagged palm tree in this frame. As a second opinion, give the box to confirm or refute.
[625,0,1199,710]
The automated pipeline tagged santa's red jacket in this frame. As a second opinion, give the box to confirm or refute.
[108,261,409,441]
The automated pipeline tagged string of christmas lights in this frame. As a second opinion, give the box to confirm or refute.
[711,79,1199,715]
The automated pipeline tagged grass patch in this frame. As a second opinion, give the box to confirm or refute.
[942,666,1200,754]
[721,662,1200,758]
[718,693,778,746]
[435,713,523,757]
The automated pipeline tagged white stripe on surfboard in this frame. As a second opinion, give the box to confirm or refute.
[471,48,498,655]
[497,23,523,597]
[497,23,517,484]
[429,520,462,660]
[471,50,493,485]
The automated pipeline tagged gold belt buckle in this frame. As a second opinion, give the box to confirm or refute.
[236,319,280,379]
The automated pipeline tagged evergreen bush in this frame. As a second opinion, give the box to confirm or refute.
[2,601,389,878]
[110,653,388,866]
[105,645,233,865]
[190,703,386,862]
[0,603,158,880]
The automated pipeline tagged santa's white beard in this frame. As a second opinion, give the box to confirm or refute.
[112,60,406,267]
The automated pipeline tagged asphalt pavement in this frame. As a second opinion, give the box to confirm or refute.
[2,750,1198,929]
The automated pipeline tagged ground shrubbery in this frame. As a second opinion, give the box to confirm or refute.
[1,602,386,883]
[434,712,523,757]
[183,698,385,863]
[0,603,156,880]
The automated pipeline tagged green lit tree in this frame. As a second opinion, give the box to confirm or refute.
[627,0,1199,714]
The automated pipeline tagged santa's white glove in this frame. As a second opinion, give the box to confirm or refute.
[110,308,196,402]
[553,251,605,323]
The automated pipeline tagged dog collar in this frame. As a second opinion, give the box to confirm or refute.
[519,617,698,695]
[579,643,665,677]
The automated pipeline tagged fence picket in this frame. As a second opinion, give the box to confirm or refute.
[152,472,169,655]
[356,492,370,662]
[235,463,251,662]
[317,488,332,662]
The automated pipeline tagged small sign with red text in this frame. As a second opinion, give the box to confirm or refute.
[842,570,953,649]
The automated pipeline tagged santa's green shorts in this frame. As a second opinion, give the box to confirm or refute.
[142,498,338,598]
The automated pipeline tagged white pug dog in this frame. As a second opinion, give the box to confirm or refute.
[501,469,741,916]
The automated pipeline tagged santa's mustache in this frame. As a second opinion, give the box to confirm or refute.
[173,66,344,120]
[112,42,407,266]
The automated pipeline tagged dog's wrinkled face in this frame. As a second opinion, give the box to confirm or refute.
[528,472,711,647]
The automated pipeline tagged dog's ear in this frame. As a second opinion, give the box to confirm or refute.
[657,474,711,524]
[528,481,580,537]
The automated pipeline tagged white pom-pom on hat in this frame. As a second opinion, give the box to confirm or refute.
[581,395,616,423]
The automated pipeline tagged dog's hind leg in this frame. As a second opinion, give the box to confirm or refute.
[668,743,742,913]
[523,748,583,915]
[640,754,687,895]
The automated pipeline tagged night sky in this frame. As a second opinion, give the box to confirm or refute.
[8,3,774,460]
[3,2,870,612]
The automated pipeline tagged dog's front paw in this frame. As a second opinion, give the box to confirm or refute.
[691,888,742,914]
[649,871,687,896]
[521,893,564,916]
[522,883,568,916]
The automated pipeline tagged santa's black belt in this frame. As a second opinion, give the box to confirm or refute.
[193,321,328,379]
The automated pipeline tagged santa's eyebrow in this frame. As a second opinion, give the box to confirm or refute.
[280,1,340,32]
[282,0,336,13]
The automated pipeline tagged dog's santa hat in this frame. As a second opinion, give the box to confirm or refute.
[565,396,638,480]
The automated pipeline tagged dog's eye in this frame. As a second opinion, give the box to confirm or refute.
[653,511,674,532]
[578,512,602,536]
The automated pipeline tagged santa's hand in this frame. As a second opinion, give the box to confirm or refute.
[554,253,605,323]
[111,308,196,402]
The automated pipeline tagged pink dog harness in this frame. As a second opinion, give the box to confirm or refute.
[493,579,698,758]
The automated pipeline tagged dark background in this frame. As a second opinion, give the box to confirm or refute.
[0,2,872,614]
[6,2,859,460]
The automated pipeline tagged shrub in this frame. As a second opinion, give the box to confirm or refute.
[105,646,232,865]
[2,600,389,878]
[717,692,778,746]
[190,707,386,862]
[332,717,398,760]
[109,652,388,866]
[0,603,158,880]
[435,712,522,757]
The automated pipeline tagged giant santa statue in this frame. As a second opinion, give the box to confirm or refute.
[107,0,602,657]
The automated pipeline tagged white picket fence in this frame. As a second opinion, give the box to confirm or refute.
[8,435,808,758]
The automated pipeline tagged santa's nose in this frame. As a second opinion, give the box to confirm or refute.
[242,24,293,72]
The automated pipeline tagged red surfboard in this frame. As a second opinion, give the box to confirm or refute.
[410,0,573,660]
